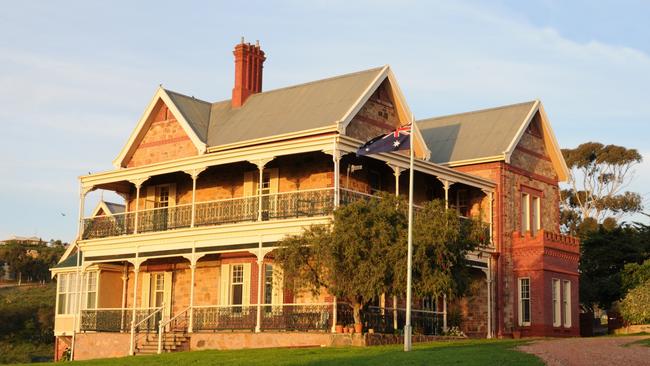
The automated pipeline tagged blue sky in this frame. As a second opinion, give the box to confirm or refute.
[1,0,648,242]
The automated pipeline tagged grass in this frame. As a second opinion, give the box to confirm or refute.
[0,284,56,364]
[16,339,543,366]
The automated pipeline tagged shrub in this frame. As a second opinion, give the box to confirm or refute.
[620,280,650,325]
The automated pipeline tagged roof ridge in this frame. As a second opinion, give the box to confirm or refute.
[164,89,212,105]
[164,66,386,107]
[230,66,386,102]
[417,100,537,124]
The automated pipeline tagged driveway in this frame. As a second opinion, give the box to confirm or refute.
[518,336,650,366]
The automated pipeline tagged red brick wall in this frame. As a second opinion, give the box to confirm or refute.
[452,114,578,338]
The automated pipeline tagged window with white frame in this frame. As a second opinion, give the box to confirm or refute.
[231,264,244,306]
[57,273,79,315]
[563,280,572,327]
[552,279,561,327]
[518,278,531,326]
[521,192,541,234]
[85,272,98,310]
[521,193,530,233]
[531,196,540,235]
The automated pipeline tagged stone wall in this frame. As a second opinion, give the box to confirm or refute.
[346,80,400,142]
[73,333,131,360]
[126,100,198,168]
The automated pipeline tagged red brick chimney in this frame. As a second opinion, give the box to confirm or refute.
[232,38,266,108]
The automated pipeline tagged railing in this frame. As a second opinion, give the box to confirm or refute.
[137,204,192,233]
[82,188,337,240]
[81,187,493,246]
[129,306,164,355]
[158,306,190,354]
[260,303,333,331]
[192,305,257,331]
[340,188,375,205]
[80,308,132,332]
[337,303,443,335]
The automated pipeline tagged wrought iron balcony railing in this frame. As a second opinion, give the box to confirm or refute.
[82,188,336,240]
[81,187,492,247]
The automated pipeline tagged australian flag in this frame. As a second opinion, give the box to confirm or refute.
[357,124,412,156]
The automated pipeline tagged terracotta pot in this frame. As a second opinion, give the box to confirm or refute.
[512,330,521,339]
[354,323,363,334]
[335,324,344,333]
[348,327,355,334]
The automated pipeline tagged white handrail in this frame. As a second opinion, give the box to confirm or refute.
[157,306,190,354]
[129,305,163,355]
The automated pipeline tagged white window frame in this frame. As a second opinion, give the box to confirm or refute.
[552,278,561,327]
[231,264,244,306]
[57,272,81,315]
[518,277,531,326]
[563,280,572,328]
[521,193,530,233]
[531,196,540,235]
[83,271,99,310]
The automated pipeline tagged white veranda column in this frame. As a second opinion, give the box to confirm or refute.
[129,259,141,356]
[188,259,197,333]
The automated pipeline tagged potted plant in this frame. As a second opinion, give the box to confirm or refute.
[335,324,344,333]
[354,323,363,334]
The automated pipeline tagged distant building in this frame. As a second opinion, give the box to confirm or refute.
[0,235,42,245]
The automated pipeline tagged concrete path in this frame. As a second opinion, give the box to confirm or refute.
[518,336,650,366]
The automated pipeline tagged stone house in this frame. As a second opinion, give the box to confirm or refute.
[50,41,579,361]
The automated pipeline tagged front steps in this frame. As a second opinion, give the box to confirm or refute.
[135,332,190,355]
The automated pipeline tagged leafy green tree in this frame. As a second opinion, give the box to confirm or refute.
[275,195,483,325]
[579,223,650,311]
[619,280,650,325]
[561,142,642,234]
[622,259,650,293]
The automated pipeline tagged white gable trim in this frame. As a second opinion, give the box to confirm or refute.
[503,100,569,182]
[112,87,207,168]
[338,65,431,160]
[337,65,388,132]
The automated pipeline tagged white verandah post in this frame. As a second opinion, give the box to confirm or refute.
[129,258,141,356]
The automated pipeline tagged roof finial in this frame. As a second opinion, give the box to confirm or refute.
[256,40,260,47]
[241,36,245,44]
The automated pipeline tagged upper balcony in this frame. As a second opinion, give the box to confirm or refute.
[79,148,495,248]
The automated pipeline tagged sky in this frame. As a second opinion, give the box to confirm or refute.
[1,0,649,242]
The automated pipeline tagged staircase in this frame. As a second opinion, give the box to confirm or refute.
[135,331,190,355]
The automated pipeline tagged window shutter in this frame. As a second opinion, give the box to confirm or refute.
[163,272,173,319]
[269,168,279,194]
[168,184,177,206]
[145,186,155,209]
[243,172,255,197]
[219,264,230,305]
[242,263,251,305]
[271,265,284,305]
[140,272,151,308]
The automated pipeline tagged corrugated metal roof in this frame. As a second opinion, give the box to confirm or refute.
[417,101,537,164]
[104,202,125,214]
[53,252,81,269]
[165,90,212,143]
[163,67,384,148]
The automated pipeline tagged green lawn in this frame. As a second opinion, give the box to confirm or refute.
[20,339,542,366]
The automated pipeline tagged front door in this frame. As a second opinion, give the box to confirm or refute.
[141,272,172,328]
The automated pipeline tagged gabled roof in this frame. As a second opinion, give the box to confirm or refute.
[91,200,125,217]
[417,100,569,181]
[207,67,386,148]
[113,88,209,168]
[114,66,426,166]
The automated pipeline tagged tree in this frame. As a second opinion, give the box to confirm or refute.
[274,195,483,326]
[579,223,650,311]
[619,280,650,325]
[561,142,643,234]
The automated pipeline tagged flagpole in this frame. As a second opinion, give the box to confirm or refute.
[404,124,414,352]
